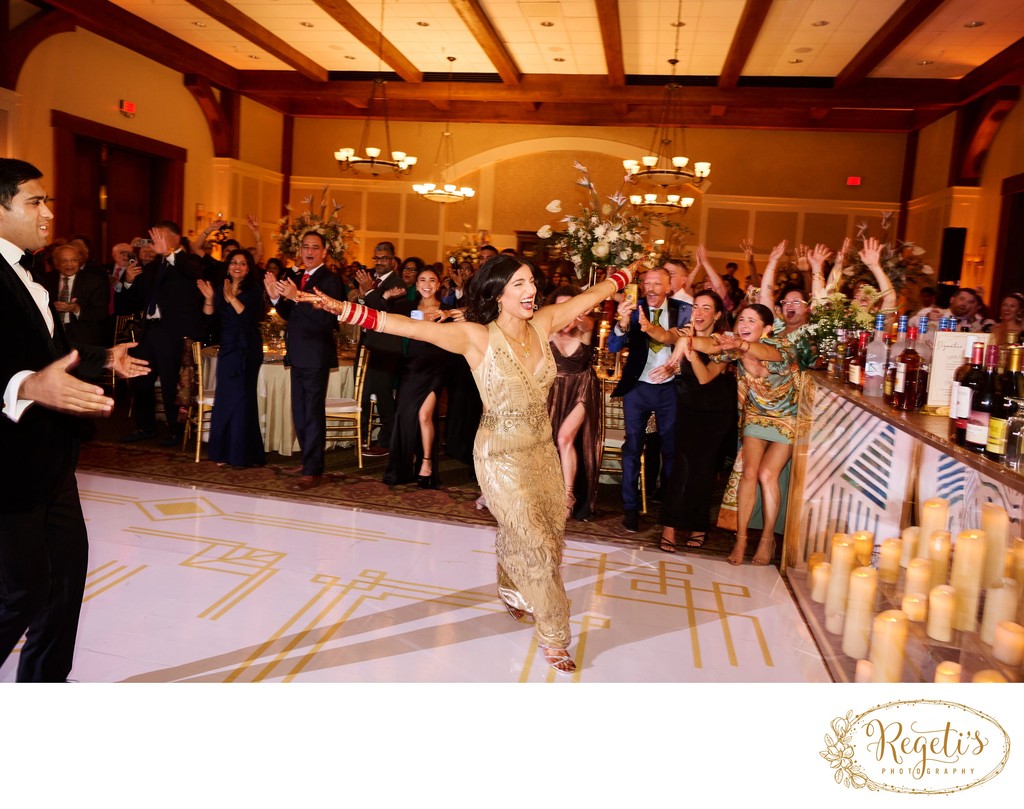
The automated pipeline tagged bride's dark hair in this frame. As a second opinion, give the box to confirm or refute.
[465,255,538,324]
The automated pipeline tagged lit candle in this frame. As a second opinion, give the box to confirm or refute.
[853,530,874,567]
[879,538,901,584]
[918,498,949,558]
[980,578,1020,645]
[993,621,1024,667]
[810,562,831,603]
[905,558,931,598]
[900,526,919,568]
[901,592,927,622]
[842,567,878,660]
[951,530,987,632]
[934,661,961,683]
[825,536,856,634]
[807,551,826,573]
[928,531,952,589]
[927,585,956,643]
[870,609,909,683]
[972,669,1008,683]
[981,503,1010,587]
[855,659,873,683]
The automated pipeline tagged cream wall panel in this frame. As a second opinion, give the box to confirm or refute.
[912,113,956,199]
[238,97,283,171]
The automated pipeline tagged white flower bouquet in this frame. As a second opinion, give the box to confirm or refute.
[275,187,356,263]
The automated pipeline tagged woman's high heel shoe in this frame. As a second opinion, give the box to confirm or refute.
[752,535,776,566]
[540,645,576,674]
[728,534,747,566]
[416,457,435,489]
[565,485,576,520]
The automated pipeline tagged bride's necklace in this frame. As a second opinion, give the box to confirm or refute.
[497,322,531,358]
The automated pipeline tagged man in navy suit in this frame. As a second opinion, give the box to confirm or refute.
[0,158,147,681]
[607,267,689,533]
[264,230,344,491]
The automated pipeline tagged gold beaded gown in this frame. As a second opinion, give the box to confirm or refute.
[472,321,572,650]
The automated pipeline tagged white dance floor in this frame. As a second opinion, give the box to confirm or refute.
[1,471,829,683]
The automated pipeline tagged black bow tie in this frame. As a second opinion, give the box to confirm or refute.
[19,250,36,270]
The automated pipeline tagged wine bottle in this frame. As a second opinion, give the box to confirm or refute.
[863,313,888,397]
[894,326,922,411]
[848,330,868,390]
[950,341,986,445]
[884,316,909,405]
[987,346,1024,462]
[965,344,1001,453]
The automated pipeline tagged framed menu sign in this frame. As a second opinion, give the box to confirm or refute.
[924,331,991,412]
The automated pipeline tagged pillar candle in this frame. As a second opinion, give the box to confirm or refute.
[993,621,1024,667]
[918,498,949,558]
[843,567,878,659]
[981,503,1010,588]
[928,531,952,589]
[951,530,987,632]
[879,538,901,584]
[1012,539,1024,620]
[825,536,856,634]
[901,592,927,622]
[900,526,919,568]
[870,609,909,683]
[853,530,874,567]
[810,562,831,603]
[855,659,872,683]
[807,551,826,573]
[972,669,1008,683]
[927,585,956,642]
[934,661,961,683]
[980,578,1020,645]
[905,558,931,598]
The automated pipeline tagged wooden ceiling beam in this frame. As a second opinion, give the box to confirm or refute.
[594,0,625,86]
[718,0,775,89]
[448,0,521,85]
[311,0,423,83]
[183,0,327,81]
[834,0,945,89]
[4,9,77,89]
[44,0,239,89]
[957,36,1024,104]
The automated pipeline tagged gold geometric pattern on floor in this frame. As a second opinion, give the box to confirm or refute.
[126,526,283,619]
[84,559,149,602]
[567,549,774,669]
[223,512,430,546]
[132,496,225,521]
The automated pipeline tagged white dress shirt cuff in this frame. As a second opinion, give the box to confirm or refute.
[3,371,36,423]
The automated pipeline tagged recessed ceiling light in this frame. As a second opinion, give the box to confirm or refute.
[553,57,565,62]
[671,21,686,28]
[811,20,829,27]
[794,47,813,53]
[248,54,261,60]
[344,55,356,60]
[299,21,313,28]
[964,20,985,28]
[788,59,803,64]
[540,21,554,27]
[917,59,933,66]
[192,21,206,28]
[416,21,429,27]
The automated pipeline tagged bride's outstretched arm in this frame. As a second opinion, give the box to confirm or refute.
[536,260,642,335]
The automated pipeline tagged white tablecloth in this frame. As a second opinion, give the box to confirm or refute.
[202,348,355,456]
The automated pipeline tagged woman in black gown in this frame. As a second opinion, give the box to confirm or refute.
[197,249,266,468]
[383,266,461,487]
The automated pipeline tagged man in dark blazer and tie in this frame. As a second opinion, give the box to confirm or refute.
[118,220,203,446]
[606,266,690,533]
[264,230,345,491]
[0,158,148,681]
[43,242,110,349]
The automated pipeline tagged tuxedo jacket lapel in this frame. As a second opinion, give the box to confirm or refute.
[0,258,69,361]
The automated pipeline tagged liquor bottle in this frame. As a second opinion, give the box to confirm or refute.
[828,328,847,381]
[914,316,933,408]
[894,326,923,411]
[987,346,1024,462]
[884,316,909,405]
[949,341,986,445]
[863,313,888,397]
[965,344,1001,453]
[848,330,869,390]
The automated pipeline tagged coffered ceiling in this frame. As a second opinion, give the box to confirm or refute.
[22,0,1024,131]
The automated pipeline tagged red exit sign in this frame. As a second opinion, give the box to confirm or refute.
[846,176,862,186]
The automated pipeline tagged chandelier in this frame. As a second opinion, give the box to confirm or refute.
[626,0,709,212]
[333,1,416,176]
[413,57,475,203]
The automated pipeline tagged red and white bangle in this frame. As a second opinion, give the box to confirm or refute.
[606,267,633,292]
[338,301,387,332]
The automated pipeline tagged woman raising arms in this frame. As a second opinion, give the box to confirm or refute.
[299,255,639,674]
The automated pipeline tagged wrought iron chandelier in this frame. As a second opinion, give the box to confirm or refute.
[333,1,416,176]
[626,1,709,211]
[413,57,475,203]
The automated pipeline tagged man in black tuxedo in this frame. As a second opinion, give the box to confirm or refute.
[354,240,406,455]
[264,230,345,491]
[44,242,109,349]
[607,267,689,533]
[118,220,204,446]
[0,158,148,681]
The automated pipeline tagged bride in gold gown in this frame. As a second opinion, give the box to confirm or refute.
[295,255,637,673]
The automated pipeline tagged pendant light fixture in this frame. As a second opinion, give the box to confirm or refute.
[412,57,475,203]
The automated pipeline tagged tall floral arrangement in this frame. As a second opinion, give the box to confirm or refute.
[805,291,876,361]
[275,187,356,263]
[537,161,652,280]
[839,213,934,290]
[446,226,487,266]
